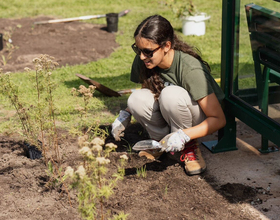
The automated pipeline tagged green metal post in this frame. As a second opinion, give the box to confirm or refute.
[202,0,238,153]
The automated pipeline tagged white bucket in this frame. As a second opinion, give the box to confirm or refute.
[182,13,211,36]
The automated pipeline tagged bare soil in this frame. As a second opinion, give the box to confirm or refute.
[1,17,280,220]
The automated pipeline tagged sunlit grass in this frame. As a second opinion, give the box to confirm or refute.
[0,0,274,133]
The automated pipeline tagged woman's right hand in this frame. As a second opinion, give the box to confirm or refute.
[111,110,131,141]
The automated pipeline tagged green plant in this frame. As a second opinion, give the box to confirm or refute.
[64,136,129,220]
[120,138,133,154]
[136,165,147,178]
[166,0,200,18]
[1,28,19,65]
[164,184,169,198]
[70,85,96,135]
[0,54,60,163]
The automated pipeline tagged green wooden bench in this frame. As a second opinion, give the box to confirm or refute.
[245,3,280,151]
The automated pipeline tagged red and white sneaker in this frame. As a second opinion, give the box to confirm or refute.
[180,140,207,175]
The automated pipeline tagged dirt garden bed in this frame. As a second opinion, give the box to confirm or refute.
[0,16,279,220]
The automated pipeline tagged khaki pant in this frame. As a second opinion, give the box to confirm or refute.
[127,85,206,141]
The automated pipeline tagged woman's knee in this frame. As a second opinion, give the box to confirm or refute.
[127,89,155,115]
[159,86,205,129]
[159,86,191,112]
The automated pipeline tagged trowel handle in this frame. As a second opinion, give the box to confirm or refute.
[159,133,173,150]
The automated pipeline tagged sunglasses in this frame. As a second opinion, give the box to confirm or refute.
[131,43,161,58]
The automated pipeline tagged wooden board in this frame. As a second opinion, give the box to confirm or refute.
[76,73,121,97]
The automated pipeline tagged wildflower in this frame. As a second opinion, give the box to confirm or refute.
[75,106,85,112]
[71,88,77,95]
[53,62,59,67]
[81,141,90,148]
[91,137,104,146]
[24,67,31,72]
[47,72,52,76]
[92,144,103,152]
[78,85,87,94]
[79,146,92,157]
[120,154,128,160]
[64,166,74,178]
[89,85,95,90]
[96,157,110,165]
[84,92,93,98]
[76,165,86,179]
[78,135,88,147]
[32,58,40,63]
[105,143,118,150]
[36,64,43,72]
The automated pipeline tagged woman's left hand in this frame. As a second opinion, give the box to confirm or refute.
[160,129,191,152]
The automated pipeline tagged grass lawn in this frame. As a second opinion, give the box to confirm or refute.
[0,0,276,133]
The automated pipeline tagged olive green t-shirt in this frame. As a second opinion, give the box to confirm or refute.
[130,50,225,102]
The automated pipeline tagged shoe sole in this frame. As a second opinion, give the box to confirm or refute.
[185,167,207,176]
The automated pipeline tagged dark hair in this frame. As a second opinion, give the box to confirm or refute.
[134,15,210,99]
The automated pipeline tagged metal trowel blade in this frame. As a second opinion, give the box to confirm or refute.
[132,139,162,151]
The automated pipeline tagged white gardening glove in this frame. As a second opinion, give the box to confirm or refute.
[111,110,131,141]
[160,129,191,152]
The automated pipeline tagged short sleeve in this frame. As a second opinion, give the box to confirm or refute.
[130,55,142,83]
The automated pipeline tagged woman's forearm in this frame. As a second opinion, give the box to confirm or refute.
[183,116,226,140]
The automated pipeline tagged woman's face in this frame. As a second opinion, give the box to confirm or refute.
[134,37,171,69]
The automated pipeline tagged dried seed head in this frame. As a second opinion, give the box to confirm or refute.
[32,58,41,63]
[92,144,103,152]
[64,166,74,178]
[89,85,96,91]
[24,67,31,72]
[96,157,110,165]
[75,165,86,179]
[71,88,77,95]
[79,146,92,157]
[105,143,118,150]
[120,154,128,160]
[78,135,89,147]
[91,137,105,146]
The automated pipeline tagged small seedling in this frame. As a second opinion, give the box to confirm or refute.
[121,138,132,153]
[136,165,147,178]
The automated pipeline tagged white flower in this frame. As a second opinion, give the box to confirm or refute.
[64,166,74,178]
[24,67,31,72]
[92,144,103,152]
[76,165,86,179]
[120,154,128,160]
[79,146,92,157]
[96,157,110,165]
[91,137,105,146]
[78,135,89,147]
[81,141,90,148]
[105,143,118,149]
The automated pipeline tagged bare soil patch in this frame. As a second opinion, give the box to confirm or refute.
[0,16,118,72]
[0,16,279,220]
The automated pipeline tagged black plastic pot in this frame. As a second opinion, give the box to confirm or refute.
[24,141,42,160]
[0,33,3,51]
[106,13,118,33]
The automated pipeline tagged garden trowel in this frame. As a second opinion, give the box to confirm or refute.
[132,134,171,151]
